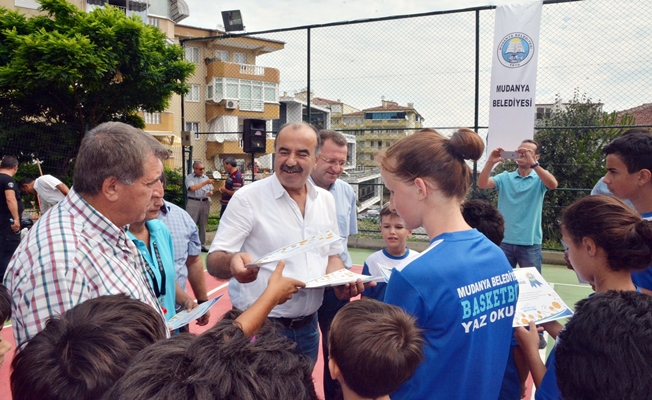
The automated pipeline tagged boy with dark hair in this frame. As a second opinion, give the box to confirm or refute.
[555,290,652,400]
[11,294,168,400]
[0,284,12,367]
[104,311,319,400]
[362,205,420,300]
[602,128,652,294]
[328,299,424,400]
[461,199,505,246]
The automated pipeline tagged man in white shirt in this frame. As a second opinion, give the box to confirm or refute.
[19,175,69,214]
[207,122,368,363]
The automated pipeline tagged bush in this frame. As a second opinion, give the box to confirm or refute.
[163,167,185,207]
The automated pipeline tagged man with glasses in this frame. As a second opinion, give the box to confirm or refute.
[185,161,214,252]
[310,129,358,400]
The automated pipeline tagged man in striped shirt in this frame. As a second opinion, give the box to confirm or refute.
[4,122,169,346]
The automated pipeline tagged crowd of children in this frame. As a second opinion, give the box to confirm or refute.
[3,126,652,400]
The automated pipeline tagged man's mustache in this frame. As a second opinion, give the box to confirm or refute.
[281,164,303,173]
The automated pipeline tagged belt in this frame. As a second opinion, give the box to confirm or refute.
[188,197,209,202]
[270,313,316,330]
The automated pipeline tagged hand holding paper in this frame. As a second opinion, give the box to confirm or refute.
[231,252,259,283]
[167,296,223,331]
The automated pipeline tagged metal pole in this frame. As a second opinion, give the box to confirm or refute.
[472,9,480,196]
[307,27,311,125]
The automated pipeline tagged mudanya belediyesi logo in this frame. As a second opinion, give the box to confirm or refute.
[497,32,534,68]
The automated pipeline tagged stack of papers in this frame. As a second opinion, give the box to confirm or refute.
[304,269,381,288]
[167,295,223,330]
[512,268,573,327]
[245,230,341,268]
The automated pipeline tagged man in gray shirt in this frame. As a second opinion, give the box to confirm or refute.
[185,161,214,251]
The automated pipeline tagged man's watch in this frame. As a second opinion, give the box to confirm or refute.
[530,162,540,169]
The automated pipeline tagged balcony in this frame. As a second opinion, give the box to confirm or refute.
[239,64,265,76]
[205,61,280,84]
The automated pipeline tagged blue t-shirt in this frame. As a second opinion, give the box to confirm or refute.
[499,336,522,400]
[631,211,652,290]
[361,248,420,301]
[385,229,519,400]
[128,220,177,321]
[493,170,548,245]
[535,347,560,400]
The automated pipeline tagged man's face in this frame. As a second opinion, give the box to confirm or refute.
[603,153,640,201]
[145,193,165,222]
[116,154,164,226]
[311,139,347,189]
[19,183,35,195]
[515,141,539,167]
[274,126,317,191]
[193,164,205,176]
[223,161,234,174]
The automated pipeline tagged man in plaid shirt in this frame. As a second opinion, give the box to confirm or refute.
[4,122,170,346]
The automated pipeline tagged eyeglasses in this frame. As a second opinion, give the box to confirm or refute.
[195,167,205,171]
[319,156,346,167]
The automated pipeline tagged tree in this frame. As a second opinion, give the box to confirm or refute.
[0,0,195,176]
[535,90,635,246]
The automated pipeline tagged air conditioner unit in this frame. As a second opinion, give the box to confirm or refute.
[225,100,238,110]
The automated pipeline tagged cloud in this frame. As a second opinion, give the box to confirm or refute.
[182,0,652,134]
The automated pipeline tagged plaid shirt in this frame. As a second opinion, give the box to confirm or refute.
[4,188,166,346]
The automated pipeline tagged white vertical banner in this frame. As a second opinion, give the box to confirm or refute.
[487,1,543,153]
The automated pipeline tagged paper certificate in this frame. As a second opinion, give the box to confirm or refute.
[512,268,573,327]
[167,295,223,330]
[245,230,341,268]
[304,269,381,288]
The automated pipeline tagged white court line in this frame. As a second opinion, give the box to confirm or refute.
[549,282,591,288]
[207,281,229,296]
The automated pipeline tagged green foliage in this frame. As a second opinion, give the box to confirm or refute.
[163,167,184,207]
[0,0,195,175]
[535,90,635,245]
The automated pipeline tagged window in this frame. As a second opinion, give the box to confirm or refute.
[147,17,159,27]
[185,84,200,102]
[15,0,39,9]
[264,82,277,102]
[185,47,200,63]
[215,50,229,62]
[233,52,246,64]
[144,112,161,125]
[186,122,200,140]
[208,78,278,112]
[365,111,407,120]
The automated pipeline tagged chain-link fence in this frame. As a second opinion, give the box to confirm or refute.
[1,0,650,244]
[180,0,652,245]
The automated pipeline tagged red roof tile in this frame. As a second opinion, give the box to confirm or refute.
[618,103,652,125]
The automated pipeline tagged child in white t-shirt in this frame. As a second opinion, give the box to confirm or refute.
[362,205,419,301]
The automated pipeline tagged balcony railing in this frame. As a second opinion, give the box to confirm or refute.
[239,64,265,76]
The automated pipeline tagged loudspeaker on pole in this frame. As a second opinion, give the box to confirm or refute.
[243,119,266,153]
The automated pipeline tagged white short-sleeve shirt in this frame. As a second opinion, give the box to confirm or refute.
[34,175,66,213]
[210,174,342,318]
